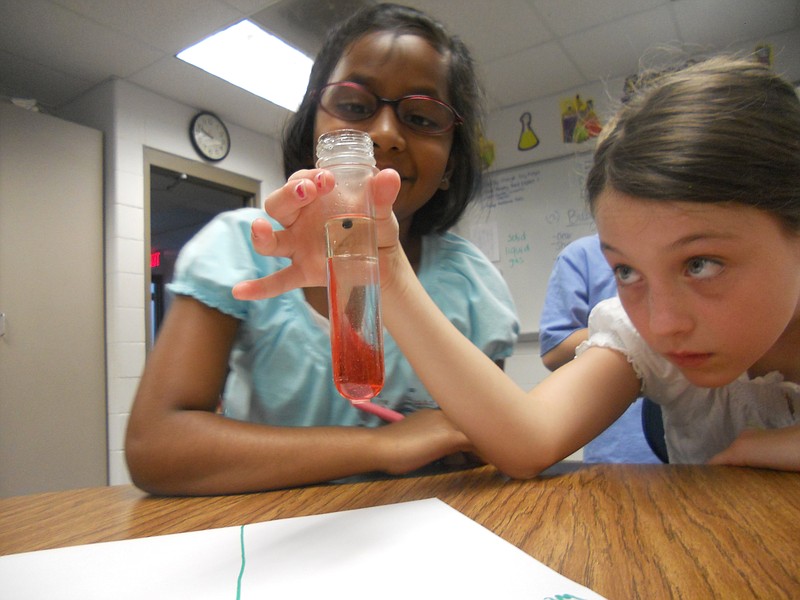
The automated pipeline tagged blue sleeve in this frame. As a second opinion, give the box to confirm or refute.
[538,236,618,356]
[538,248,592,356]
[167,208,289,320]
[422,234,520,361]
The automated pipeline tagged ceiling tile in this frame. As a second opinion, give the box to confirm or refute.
[48,0,245,53]
[410,0,552,62]
[673,0,800,48]
[129,56,290,137]
[0,0,163,81]
[251,0,370,57]
[0,0,797,133]
[561,5,680,80]
[531,0,668,37]
[483,41,585,109]
[0,49,90,106]
[223,0,284,13]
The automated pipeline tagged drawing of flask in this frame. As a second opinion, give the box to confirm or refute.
[316,129,384,402]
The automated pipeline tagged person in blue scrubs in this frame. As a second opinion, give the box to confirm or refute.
[539,234,617,371]
[539,234,659,463]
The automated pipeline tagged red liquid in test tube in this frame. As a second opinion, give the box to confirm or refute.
[318,130,385,402]
[327,245,384,400]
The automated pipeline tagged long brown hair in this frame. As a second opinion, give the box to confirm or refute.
[587,56,800,230]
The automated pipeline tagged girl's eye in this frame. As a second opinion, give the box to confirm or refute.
[402,112,439,130]
[613,264,641,286]
[335,101,372,117]
[685,257,723,279]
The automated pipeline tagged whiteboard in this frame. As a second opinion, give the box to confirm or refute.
[456,152,597,334]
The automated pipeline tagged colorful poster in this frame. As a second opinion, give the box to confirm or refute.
[560,94,602,144]
[517,111,540,151]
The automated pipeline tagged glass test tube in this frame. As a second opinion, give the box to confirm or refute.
[316,130,384,401]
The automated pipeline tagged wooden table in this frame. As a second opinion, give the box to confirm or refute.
[1,464,798,599]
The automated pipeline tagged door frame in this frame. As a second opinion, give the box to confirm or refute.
[143,148,260,350]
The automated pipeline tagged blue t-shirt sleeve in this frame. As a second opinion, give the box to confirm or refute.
[422,234,519,361]
[168,208,288,320]
[539,251,591,355]
[539,236,617,356]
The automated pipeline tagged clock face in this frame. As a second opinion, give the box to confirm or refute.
[190,112,230,161]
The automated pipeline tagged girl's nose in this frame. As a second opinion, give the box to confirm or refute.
[646,287,694,337]
[368,105,406,153]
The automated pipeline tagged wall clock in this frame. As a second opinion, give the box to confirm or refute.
[189,111,230,161]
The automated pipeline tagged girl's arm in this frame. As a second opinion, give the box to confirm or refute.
[126,275,472,496]
[235,170,641,478]
[381,246,640,477]
[708,425,800,471]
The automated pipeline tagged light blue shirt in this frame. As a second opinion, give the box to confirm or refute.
[169,208,519,428]
[539,234,617,356]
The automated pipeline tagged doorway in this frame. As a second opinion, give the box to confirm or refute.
[144,149,260,348]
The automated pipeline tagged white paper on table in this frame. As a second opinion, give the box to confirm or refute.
[0,498,605,599]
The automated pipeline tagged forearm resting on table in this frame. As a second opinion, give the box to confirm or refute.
[127,386,472,495]
[125,412,393,496]
[708,423,800,471]
[124,295,464,495]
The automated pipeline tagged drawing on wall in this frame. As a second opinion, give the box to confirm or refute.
[560,94,602,144]
[622,59,706,104]
[754,43,773,66]
[479,132,496,169]
[517,112,540,151]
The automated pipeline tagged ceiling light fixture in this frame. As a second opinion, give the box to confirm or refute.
[177,20,313,112]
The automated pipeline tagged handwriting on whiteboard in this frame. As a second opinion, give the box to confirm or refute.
[504,231,530,268]
[549,207,595,254]
[482,169,541,208]
[502,206,595,270]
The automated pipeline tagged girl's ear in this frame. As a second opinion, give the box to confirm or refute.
[439,158,454,191]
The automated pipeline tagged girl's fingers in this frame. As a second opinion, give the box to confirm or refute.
[232,265,306,300]
[235,168,400,301]
[264,170,335,226]
[372,169,402,215]
[249,217,308,260]
[372,169,402,249]
[250,214,319,269]
[249,217,279,256]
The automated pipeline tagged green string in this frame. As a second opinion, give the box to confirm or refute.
[236,525,246,599]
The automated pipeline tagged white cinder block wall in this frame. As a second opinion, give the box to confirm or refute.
[61,79,285,484]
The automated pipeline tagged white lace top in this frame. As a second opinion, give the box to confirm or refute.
[576,297,800,463]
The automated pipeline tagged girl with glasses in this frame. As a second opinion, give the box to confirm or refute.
[126,3,519,495]
[238,56,800,474]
